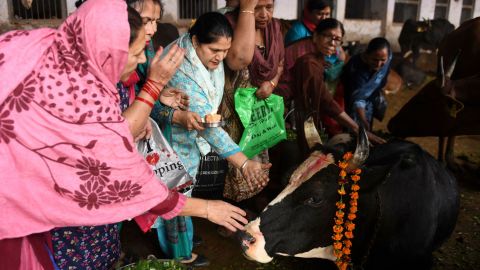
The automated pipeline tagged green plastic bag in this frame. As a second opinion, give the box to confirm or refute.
[235,88,286,158]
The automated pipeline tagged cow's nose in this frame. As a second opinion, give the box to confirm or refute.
[236,230,256,251]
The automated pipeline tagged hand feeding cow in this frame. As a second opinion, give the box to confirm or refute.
[238,129,459,269]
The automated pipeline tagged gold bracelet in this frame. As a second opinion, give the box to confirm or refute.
[269,80,276,88]
[206,200,209,220]
[240,159,249,170]
[240,10,254,14]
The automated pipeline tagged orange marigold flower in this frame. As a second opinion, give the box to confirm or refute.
[351,175,360,182]
[343,239,352,248]
[332,233,343,241]
[345,231,354,239]
[333,225,344,233]
[343,152,353,160]
[353,168,362,175]
[350,206,358,213]
[350,192,359,199]
[338,185,346,195]
[333,241,343,250]
[337,262,348,270]
[339,170,347,178]
[345,222,355,231]
[348,213,357,220]
[342,247,351,255]
[336,210,345,218]
[334,250,343,258]
[336,202,346,209]
[335,218,343,225]
[350,200,358,207]
[351,184,360,191]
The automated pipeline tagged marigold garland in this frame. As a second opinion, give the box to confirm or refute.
[332,152,362,270]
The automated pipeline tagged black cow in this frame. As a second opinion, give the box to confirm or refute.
[238,131,459,270]
[398,19,454,63]
[390,18,480,167]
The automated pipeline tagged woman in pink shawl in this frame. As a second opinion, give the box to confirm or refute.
[0,0,247,269]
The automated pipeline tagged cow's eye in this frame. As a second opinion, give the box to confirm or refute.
[304,197,323,207]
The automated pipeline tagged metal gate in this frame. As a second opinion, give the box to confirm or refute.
[11,0,66,20]
[179,0,215,20]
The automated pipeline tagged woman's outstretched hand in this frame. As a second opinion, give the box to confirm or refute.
[173,111,204,131]
[367,131,386,145]
[241,160,271,192]
[205,200,248,232]
[148,45,185,86]
[159,87,189,110]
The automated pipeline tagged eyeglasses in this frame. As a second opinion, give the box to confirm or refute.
[142,17,161,26]
[320,33,343,46]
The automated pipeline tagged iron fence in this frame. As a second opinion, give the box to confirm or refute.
[11,0,66,20]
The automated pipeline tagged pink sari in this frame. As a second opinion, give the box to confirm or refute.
[0,0,184,248]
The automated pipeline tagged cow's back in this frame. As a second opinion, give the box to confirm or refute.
[438,17,480,79]
[398,19,419,54]
[360,141,459,267]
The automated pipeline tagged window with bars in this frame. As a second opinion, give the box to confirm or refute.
[434,0,449,19]
[297,0,340,19]
[297,0,307,18]
[393,0,419,23]
[11,0,66,20]
[460,0,474,24]
[345,0,383,20]
[179,0,215,20]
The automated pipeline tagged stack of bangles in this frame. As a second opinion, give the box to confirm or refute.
[135,78,165,108]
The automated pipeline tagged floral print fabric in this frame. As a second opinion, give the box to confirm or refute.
[51,224,121,270]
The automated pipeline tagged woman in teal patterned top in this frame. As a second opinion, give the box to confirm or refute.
[160,12,270,183]
[152,12,271,265]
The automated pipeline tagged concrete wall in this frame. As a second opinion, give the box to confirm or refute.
[0,1,10,22]
[215,0,298,19]
[343,19,383,44]
[2,0,480,49]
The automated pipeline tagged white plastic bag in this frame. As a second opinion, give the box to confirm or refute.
[137,118,193,196]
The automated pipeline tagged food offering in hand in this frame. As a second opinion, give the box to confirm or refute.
[200,113,225,127]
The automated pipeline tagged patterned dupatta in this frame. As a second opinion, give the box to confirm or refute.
[167,33,225,154]
[0,0,184,240]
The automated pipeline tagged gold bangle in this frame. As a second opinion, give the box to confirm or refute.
[205,200,209,220]
[240,10,254,14]
[240,159,249,170]
[269,80,276,88]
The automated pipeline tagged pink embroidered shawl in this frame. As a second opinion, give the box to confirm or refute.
[0,0,185,240]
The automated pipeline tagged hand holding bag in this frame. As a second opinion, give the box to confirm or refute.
[234,87,287,158]
[135,118,194,232]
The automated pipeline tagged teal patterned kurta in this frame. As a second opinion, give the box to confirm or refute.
[161,33,240,179]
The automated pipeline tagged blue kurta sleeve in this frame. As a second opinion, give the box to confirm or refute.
[349,74,371,110]
[151,102,175,130]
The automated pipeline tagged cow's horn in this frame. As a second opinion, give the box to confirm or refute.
[304,116,322,149]
[440,56,446,87]
[446,51,461,78]
[349,126,369,169]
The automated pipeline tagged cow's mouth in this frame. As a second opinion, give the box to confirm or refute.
[237,218,273,263]
[237,230,256,251]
